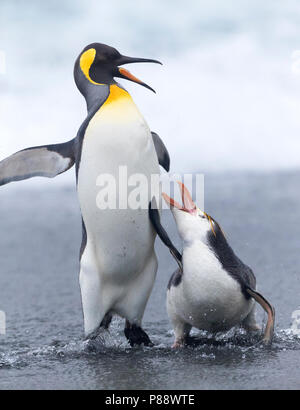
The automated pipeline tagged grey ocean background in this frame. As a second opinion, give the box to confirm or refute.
[0,0,300,390]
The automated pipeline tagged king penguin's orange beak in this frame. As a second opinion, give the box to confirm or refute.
[117,67,156,93]
[114,55,162,93]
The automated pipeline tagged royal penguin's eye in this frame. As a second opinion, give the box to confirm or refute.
[199,214,205,219]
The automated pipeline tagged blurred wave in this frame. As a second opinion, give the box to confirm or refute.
[1,0,300,182]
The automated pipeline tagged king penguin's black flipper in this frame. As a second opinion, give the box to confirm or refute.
[0,139,76,186]
[149,200,182,270]
[151,132,170,172]
[245,287,275,345]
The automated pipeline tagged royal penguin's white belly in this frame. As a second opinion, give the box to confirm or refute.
[77,86,159,281]
[167,241,254,332]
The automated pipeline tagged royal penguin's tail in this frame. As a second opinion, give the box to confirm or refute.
[246,287,275,345]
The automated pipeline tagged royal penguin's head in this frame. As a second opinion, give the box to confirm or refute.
[74,42,162,94]
[163,182,221,243]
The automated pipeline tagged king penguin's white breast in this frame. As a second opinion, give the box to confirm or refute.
[77,87,159,278]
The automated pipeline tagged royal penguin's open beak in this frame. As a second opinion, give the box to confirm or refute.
[114,55,162,93]
[162,182,197,215]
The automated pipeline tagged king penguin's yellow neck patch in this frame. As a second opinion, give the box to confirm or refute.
[80,48,102,85]
[104,84,130,105]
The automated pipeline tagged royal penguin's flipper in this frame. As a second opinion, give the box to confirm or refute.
[246,287,275,345]
[148,200,182,270]
[151,132,170,172]
[0,139,76,186]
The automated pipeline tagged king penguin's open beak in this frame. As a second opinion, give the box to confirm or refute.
[114,55,162,93]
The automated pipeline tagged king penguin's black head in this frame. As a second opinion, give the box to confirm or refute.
[74,42,162,95]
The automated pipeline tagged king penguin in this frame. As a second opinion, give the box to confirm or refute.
[0,43,170,346]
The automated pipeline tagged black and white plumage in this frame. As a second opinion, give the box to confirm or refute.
[0,43,169,346]
[150,182,275,348]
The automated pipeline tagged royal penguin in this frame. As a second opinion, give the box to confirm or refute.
[149,182,275,348]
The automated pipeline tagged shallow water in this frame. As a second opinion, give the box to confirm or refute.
[0,171,300,390]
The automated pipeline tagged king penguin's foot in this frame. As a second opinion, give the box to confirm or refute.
[84,313,112,341]
[100,313,113,330]
[124,321,154,347]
